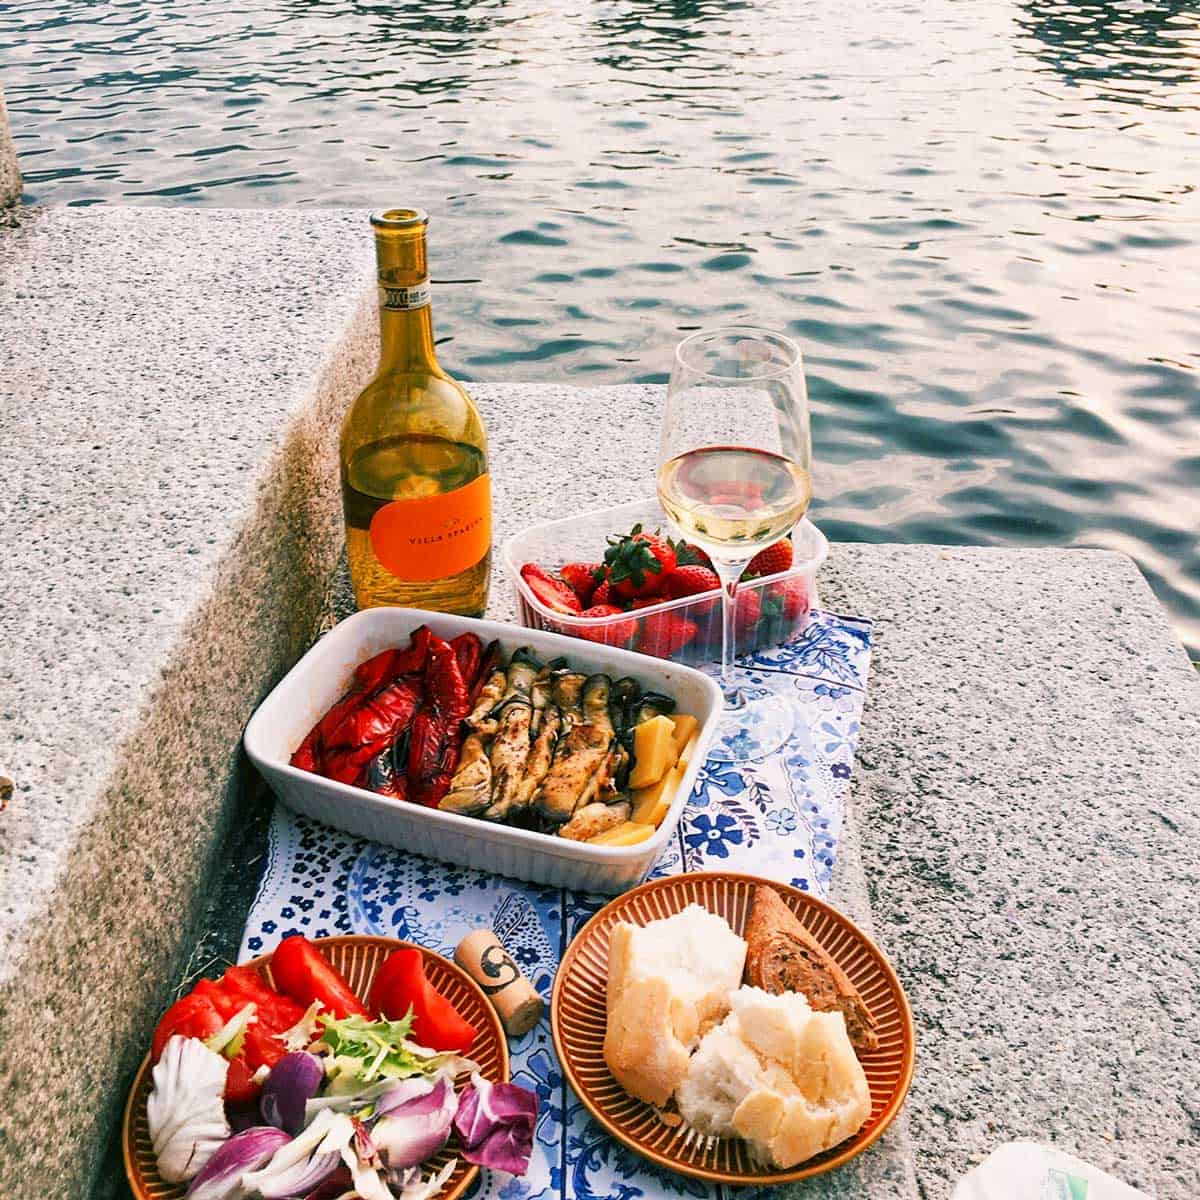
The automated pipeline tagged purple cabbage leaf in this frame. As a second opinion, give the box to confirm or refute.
[452,1072,538,1176]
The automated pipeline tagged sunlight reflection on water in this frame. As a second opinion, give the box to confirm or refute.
[2,0,1198,651]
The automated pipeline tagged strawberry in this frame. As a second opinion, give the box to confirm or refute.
[578,603,636,647]
[520,562,582,615]
[765,577,810,623]
[664,563,720,617]
[744,538,794,580]
[636,611,698,659]
[560,561,602,607]
[602,524,677,601]
[672,538,714,570]
[665,564,720,599]
[590,579,616,608]
[734,587,763,644]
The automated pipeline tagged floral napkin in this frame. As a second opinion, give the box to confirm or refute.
[240,611,873,1200]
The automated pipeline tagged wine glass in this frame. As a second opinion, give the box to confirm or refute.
[657,326,811,761]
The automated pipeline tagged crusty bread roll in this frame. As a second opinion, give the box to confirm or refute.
[603,904,747,1107]
[677,986,872,1169]
[744,884,880,1052]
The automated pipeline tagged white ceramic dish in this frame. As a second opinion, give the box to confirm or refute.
[244,608,722,894]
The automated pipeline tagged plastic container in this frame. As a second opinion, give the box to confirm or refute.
[244,607,722,894]
[503,496,828,666]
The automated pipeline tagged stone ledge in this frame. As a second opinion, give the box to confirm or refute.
[0,207,377,1196]
[819,544,1200,1197]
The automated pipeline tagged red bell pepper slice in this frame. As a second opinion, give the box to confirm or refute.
[151,964,309,1104]
[270,935,369,1019]
[369,947,478,1053]
[291,631,435,778]
[406,633,473,807]
[450,632,482,692]
[326,677,423,783]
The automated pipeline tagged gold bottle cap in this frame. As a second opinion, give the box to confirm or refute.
[371,208,429,230]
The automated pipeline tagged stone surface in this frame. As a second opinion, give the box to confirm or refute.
[817,544,1200,1199]
[0,207,377,1196]
[1,214,1194,1200]
[0,84,20,207]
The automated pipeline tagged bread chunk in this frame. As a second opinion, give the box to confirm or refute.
[677,987,872,1169]
[603,904,747,1106]
[744,885,880,1052]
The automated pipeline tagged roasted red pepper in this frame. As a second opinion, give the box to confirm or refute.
[271,935,369,1019]
[450,632,483,693]
[291,631,436,788]
[406,633,473,807]
[319,676,423,787]
[290,627,496,802]
[469,640,503,703]
[353,633,431,693]
[370,947,478,1053]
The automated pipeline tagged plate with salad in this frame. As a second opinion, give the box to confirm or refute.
[123,934,536,1200]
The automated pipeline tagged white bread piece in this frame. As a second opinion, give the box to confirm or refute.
[603,905,747,1107]
[677,986,872,1169]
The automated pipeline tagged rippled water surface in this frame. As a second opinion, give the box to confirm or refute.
[3,0,1199,652]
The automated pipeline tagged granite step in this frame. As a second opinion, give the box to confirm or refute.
[1,206,1197,1200]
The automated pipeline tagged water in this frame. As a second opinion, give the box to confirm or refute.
[3,0,1199,654]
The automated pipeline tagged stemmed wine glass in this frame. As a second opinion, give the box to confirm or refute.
[657,327,811,760]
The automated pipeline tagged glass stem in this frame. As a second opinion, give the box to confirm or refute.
[713,559,749,708]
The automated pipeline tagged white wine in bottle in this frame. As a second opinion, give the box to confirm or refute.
[341,208,491,615]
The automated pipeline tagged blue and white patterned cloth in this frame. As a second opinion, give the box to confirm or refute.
[240,611,873,1200]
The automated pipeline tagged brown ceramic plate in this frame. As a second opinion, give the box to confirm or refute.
[123,934,509,1200]
[551,872,914,1185]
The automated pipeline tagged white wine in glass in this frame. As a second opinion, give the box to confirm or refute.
[658,445,811,564]
[657,327,811,760]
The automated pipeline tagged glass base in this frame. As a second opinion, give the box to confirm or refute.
[708,694,796,763]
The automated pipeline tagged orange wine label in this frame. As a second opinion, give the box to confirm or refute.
[369,473,491,581]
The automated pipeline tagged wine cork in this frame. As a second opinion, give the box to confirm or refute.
[455,928,544,1037]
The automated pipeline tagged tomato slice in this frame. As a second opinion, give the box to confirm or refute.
[219,965,305,1030]
[369,947,477,1054]
[270,936,369,1019]
[151,992,225,1062]
[224,1055,261,1106]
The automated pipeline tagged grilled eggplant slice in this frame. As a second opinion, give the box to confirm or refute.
[582,674,614,734]
[635,691,676,727]
[529,666,554,738]
[467,669,506,735]
[551,672,587,730]
[533,722,612,823]
[559,800,631,842]
[439,734,491,815]
[484,698,534,820]
[609,677,641,736]
[518,704,561,805]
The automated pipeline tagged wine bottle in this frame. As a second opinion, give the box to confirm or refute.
[341,208,491,615]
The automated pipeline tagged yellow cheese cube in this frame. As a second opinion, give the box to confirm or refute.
[628,714,678,790]
[589,821,655,847]
[670,713,699,756]
[676,733,700,771]
[632,763,684,828]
